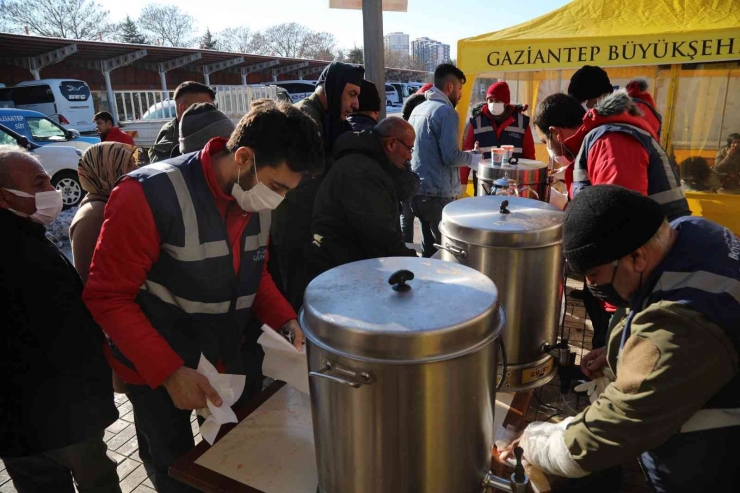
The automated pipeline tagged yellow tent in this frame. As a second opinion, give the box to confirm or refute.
[456,0,740,232]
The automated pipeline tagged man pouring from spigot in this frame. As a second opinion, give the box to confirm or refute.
[502,185,740,493]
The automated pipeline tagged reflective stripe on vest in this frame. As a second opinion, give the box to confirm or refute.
[142,162,231,262]
[573,123,689,220]
[680,409,740,434]
[123,153,270,372]
[469,112,529,159]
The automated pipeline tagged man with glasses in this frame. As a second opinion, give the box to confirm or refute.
[306,116,420,280]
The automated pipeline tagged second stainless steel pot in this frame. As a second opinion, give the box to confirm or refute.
[438,196,565,391]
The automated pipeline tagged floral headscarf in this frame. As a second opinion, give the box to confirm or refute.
[78,142,137,197]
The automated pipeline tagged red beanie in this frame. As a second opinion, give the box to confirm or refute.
[486,82,510,104]
[417,83,433,94]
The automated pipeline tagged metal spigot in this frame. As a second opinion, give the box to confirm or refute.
[482,447,530,492]
[542,339,571,366]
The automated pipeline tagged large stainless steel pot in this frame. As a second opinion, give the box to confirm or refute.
[477,159,549,202]
[301,257,505,493]
[438,196,564,391]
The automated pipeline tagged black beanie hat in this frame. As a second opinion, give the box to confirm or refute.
[568,65,613,102]
[357,79,380,112]
[563,185,666,274]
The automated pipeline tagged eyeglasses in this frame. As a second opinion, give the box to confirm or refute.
[396,139,414,154]
[377,132,414,153]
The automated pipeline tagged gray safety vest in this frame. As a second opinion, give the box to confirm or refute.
[112,152,270,373]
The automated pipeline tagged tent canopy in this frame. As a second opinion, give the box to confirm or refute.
[458,0,740,73]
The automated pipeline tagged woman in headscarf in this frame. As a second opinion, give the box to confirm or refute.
[70,142,138,283]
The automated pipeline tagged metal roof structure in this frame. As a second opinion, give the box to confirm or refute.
[0,33,431,83]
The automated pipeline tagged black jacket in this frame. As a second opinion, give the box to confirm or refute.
[0,210,117,457]
[347,113,377,132]
[306,131,418,279]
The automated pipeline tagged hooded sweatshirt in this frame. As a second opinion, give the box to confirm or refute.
[561,90,657,198]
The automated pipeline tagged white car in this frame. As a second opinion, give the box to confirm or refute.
[0,123,84,209]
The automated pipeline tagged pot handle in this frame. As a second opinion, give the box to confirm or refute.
[433,242,467,259]
[309,360,374,388]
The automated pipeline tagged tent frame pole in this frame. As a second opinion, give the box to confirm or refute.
[662,64,681,155]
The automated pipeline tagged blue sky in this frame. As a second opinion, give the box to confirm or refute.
[106,0,572,58]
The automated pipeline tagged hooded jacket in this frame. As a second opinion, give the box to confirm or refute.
[626,79,662,138]
[562,90,659,198]
[408,87,472,198]
[461,102,536,184]
[567,90,688,221]
[269,63,362,310]
[306,131,418,279]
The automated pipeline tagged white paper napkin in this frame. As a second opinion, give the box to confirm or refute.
[257,324,309,394]
[196,353,246,445]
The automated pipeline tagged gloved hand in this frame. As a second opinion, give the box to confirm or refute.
[574,367,615,403]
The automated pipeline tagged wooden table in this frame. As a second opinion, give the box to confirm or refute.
[170,382,540,493]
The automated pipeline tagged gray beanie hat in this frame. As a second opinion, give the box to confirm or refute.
[179,103,235,154]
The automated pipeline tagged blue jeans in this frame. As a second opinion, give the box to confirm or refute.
[409,195,454,258]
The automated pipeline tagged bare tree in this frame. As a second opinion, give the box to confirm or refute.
[303,31,338,61]
[217,26,267,54]
[0,0,116,40]
[138,3,194,47]
[261,22,313,58]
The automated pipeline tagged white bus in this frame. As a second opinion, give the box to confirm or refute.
[0,79,96,133]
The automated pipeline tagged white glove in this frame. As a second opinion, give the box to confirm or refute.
[574,367,615,403]
[549,165,568,182]
[549,187,568,211]
[519,417,589,478]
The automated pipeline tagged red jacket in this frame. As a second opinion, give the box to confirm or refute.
[102,126,135,146]
[83,139,296,388]
[564,92,658,314]
[461,104,536,185]
[626,79,662,137]
[561,92,656,199]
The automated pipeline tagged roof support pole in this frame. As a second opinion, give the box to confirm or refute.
[362,0,386,120]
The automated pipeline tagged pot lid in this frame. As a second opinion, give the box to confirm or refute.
[439,196,563,248]
[478,159,548,181]
[300,257,502,363]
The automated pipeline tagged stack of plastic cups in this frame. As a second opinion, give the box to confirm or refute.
[491,148,505,166]
[500,145,515,163]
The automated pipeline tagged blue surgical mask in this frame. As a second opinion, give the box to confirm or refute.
[587,260,629,307]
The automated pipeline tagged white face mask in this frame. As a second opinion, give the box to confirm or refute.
[547,136,573,167]
[488,102,506,116]
[3,188,63,225]
[231,158,285,212]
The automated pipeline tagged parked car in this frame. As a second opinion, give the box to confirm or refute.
[389,82,413,102]
[0,79,96,133]
[385,84,402,107]
[0,123,84,209]
[272,80,317,103]
[0,108,99,152]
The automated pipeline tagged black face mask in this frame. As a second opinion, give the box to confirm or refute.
[587,260,630,307]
